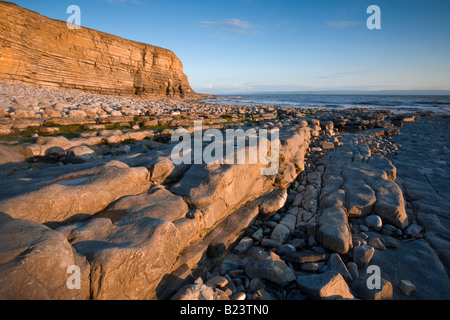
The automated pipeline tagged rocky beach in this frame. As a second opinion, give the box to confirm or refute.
[0,79,449,300]
[0,1,449,302]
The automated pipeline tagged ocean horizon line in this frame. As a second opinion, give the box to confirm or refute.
[205,90,450,97]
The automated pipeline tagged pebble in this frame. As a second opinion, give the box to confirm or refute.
[270,223,291,244]
[277,244,296,255]
[307,235,318,247]
[359,224,369,232]
[260,238,281,248]
[367,237,386,250]
[328,253,353,282]
[405,223,423,238]
[205,276,228,288]
[251,228,264,242]
[301,262,324,272]
[398,280,417,296]
[353,245,375,268]
[381,224,397,236]
[347,261,359,280]
[231,292,246,300]
[249,278,266,293]
[234,236,253,254]
[365,215,383,230]
[287,238,305,249]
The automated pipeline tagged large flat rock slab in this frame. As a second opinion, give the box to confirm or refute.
[0,212,90,300]
[0,161,151,225]
[369,233,450,299]
[390,115,450,273]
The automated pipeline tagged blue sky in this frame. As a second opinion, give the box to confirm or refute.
[6,0,450,94]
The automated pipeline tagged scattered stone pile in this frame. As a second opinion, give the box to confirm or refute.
[173,123,445,301]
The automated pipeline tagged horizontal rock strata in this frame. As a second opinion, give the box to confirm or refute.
[0,2,194,98]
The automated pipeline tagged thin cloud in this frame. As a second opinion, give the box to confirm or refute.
[317,71,370,79]
[327,20,362,28]
[105,0,142,5]
[201,18,256,35]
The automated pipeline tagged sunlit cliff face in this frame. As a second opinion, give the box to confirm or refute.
[0,2,195,99]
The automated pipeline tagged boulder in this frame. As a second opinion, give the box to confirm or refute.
[147,157,175,184]
[365,215,383,230]
[344,180,376,217]
[172,160,272,210]
[65,145,97,164]
[270,223,291,244]
[297,271,354,300]
[171,283,229,300]
[245,251,296,288]
[105,186,189,223]
[327,253,353,282]
[259,188,288,219]
[371,180,409,229]
[44,146,66,162]
[318,206,352,254]
[74,217,183,300]
[353,245,375,268]
[0,212,89,300]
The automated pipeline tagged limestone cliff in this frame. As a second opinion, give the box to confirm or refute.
[0,1,195,98]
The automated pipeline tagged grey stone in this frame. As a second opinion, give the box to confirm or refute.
[260,238,282,249]
[317,206,352,254]
[346,262,359,280]
[353,245,375,268]
[371,179,409,229]
[351,275,393,300]
[252,289,275,300]
[404,223,423,238]
[301,262,325,272]
[259,188,288,219]
[398,280,417,296]
[284,250,326,264]
[245,251,296,288]
[251,228,264,242]
[65,145,97,164]
[270,223,291,244]
[365,215,383,230]
[327,253,353,282]
[280,213,297,233]
[277,244,296,255]
[297,271,354,300]
[234,236,254,254]
[205,276,228,288]
[249,278,266,293]
[344,180,376,217]
[147,157,174,184]
[231,292,246,300]
[171,283,229,300]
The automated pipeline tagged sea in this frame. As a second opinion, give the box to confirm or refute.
[203,94,450,115]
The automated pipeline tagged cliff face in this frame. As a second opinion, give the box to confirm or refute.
[0,2,195,98]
